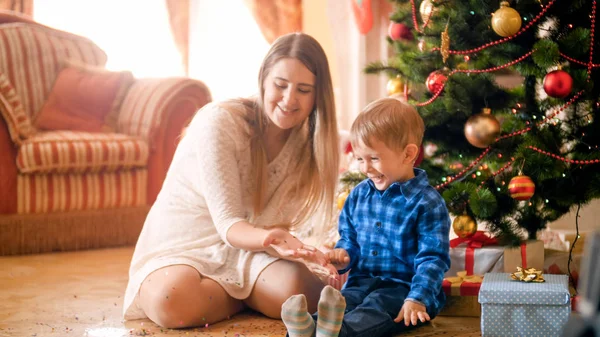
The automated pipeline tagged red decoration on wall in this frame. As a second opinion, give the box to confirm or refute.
[344,142,353,154]
[352,0,373,35]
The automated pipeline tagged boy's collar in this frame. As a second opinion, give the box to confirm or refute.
[365,168,429,200]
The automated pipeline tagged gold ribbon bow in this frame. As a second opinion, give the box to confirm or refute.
[446,270,484,284]
[444,271,484,296]
[510,266,545,283]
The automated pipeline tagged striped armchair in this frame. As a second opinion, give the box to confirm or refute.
[0,13,212,255]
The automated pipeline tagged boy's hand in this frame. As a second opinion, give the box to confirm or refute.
[394,300,430,326]
[325,248,351,270]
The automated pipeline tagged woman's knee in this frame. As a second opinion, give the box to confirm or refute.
[140,266,204,328]
[286,265,323,293]
[270,261,325,309]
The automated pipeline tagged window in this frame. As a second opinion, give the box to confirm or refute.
[34,0,184,78]
[189,0,269,101]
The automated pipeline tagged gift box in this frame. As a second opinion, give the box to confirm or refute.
[447,231,504,277]
[442,273,482,296]
[439,273,483,317]
[544,248,582,288]
[538,229,589,255]
[504,240,545,272]
[479,273,571,337]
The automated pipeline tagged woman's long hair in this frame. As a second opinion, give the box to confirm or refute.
[229,33,339,238]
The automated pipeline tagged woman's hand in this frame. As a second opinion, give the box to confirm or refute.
[263,228,338,279]
[325,248,351,270]
[262,228,316,259]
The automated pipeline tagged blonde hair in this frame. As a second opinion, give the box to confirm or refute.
[227,33,339,233]
[350,98,424,152]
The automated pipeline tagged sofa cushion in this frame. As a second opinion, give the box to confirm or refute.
[0,72,36,144]
[0,25,107,124]
[16,131,149,174]
[34,61,134,133]
[16,169,148,214]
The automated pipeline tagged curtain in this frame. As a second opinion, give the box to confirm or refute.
[244,0,302,44]
[0,0,32,16]
[165,0,189,75]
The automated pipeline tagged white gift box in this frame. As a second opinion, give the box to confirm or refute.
[446,244,504,277]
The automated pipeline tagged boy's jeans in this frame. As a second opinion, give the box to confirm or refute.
[312,276,437,337]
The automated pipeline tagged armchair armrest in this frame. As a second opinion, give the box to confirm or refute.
[0,116,18,214]
[117,78,212,203]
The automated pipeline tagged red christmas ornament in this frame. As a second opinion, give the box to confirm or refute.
[543,70,573,98]
[388,22,413,41]
[426,70,447,94]
[508,175,535,200]
[414,144,424,167]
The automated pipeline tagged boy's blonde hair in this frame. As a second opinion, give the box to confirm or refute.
[350,98,424,152]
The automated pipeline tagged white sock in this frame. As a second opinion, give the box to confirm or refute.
[281,294,316,337]
[316,285,346,337]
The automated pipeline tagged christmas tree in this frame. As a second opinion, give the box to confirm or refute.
[366,0,600,244]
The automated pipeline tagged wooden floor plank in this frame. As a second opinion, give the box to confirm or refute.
[0,247,481,336]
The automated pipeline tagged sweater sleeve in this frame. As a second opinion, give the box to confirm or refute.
[189,103,249,247]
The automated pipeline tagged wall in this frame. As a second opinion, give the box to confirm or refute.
[301,0,342,127]
[548,200,600,232]
[303,0,390,131]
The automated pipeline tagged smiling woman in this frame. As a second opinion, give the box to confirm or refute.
[262,58,316,136]
[33,0,184,78]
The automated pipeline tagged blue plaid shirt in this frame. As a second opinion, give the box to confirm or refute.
[335,168,451,310]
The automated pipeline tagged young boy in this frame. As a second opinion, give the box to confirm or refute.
[281,98,451,337]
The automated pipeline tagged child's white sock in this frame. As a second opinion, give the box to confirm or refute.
[281,294,316,337]
[316,285,346,337]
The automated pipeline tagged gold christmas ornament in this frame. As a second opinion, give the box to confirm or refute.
[452,214,477,238]
[464,108,501,148]
[491,1,522,37]
[440,24,450,63]
[419,0,436,23]
[386,76,405,96]
[337,190,350,210]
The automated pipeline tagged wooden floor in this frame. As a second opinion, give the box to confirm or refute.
[0,247,481,337]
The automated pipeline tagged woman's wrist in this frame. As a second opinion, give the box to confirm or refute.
[226,221,270,251]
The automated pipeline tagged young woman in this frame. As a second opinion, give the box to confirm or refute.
[123,32,340,328]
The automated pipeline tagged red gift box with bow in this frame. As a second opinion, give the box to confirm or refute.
[439,272,483,317]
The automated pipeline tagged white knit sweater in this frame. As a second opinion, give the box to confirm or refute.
[123,102,307,320]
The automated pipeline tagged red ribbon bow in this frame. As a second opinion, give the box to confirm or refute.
[450,230,498,248]
[450,231,498,275]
